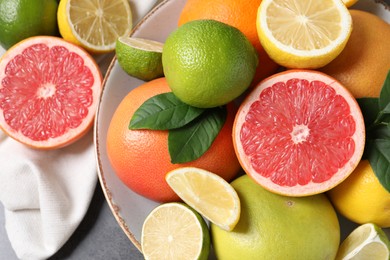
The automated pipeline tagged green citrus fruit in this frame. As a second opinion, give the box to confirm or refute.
[0,0,59,49]
[211,175,340,259]
[162,19,258,108]
[115,36,164,81]
[141,202,210,260]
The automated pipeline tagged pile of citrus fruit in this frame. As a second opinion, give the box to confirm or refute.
[103,0,390,259]
[0,0,133,149]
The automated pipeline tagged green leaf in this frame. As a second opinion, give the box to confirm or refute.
[168,106,227,164]
[367,138,390,192]
[129,92,205,130]
[379,70,390,113]
[357,98,379,127]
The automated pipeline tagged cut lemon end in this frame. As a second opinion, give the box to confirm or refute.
[336,223,390,260]
[257,0,352,68]
[141,203,210,260]
[115,37,164,81]
[58,0,133,54]
[166,167,241,231]
[342,0,359,8]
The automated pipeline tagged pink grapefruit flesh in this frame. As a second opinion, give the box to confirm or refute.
[0,36,102,149]
[233,70,365,196]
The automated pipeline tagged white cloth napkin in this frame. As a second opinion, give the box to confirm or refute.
[0,0,160,259]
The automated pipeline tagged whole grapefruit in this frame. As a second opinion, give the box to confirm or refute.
[106,77,241,202]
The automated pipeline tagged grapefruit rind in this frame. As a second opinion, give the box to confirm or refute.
[0,36,102,149]
[233,70,365,196]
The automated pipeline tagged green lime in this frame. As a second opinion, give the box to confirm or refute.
[141,202,210,260]
[336,223,390,260]
[115,36,164,81]
[0,0,59,49]
[162,19,258,108]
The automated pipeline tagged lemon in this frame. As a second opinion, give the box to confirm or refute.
[336,223,390,260]
[211,175,340,259]
[141,202,210,260]
[166,167,240,231]
[342,0,359,8]
[327,160,390,228]
[57,0,132,53]
[162,19,258,108]
[256,0,352,69]
[115,36,164,81]
[0,0,59,49]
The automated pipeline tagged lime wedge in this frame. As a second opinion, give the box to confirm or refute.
[166,167,240,231]
[336,223,390,260]
[141,202,210,260]
[115,36,164,81]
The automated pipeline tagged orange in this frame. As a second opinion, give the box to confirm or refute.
[319,10,390,98]
[178,0,279,85]
[106,77,241,202]
[233,70,365,197]
[0,36,102,149]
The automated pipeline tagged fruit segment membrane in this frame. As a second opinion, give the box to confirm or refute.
[0,43,95,141]
[240,78,356,187]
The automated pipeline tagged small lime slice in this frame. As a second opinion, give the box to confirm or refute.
[336,223,390,260]
[115,36,164,81]
[166,167,241,231]
[141,202,210,260]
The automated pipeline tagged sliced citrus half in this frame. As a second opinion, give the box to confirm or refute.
[233,70,365,196]
[57,0,133,53]
[115,36,164,81]
[336,223,390,260]
[0,36,102,149]
[166,167,240,231]
[256,0,352,68]
[141,202,210,260]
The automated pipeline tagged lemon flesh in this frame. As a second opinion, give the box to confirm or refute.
[336,223,390,260]
[257,0,352,68]
[141,203,210,260]
[166,167,240,231]
[58,0,132,53]
[116,37,164,81]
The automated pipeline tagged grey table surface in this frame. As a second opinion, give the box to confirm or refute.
[0,183,144,260]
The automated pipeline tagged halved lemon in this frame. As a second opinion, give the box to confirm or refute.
[336,223,390,260]
[57,0,132,53]
[141,203,210,260]
[166,167,240,231]
[256,0,352,68]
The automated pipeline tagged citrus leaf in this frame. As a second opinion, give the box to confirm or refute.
[168,106,227,164]
[379,70,390,113]
[129,92,205,130]
[357,98,379,127]
[367,138,390,192]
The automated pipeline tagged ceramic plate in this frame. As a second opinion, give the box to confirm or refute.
[94,0,390,255]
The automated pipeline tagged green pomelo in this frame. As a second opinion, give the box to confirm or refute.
[211,175,340,259]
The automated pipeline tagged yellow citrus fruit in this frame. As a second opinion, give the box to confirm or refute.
[166,167,241,231]
[342,0,359,8]
[57,0,132,53]
[0,0,59,49]
[256,0,352,69]
[162,19,258,108]
[141,202,210,260]
[319,10,390,98]
[336,223,390,260]
[327,160,390,228]
[211,175,340,259]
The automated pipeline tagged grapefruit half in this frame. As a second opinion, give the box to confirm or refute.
[0,36,102,149]
[233,70,365,196]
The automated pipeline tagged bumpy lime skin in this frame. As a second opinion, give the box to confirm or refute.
[0,0,59,49]
[162,19,258,108]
